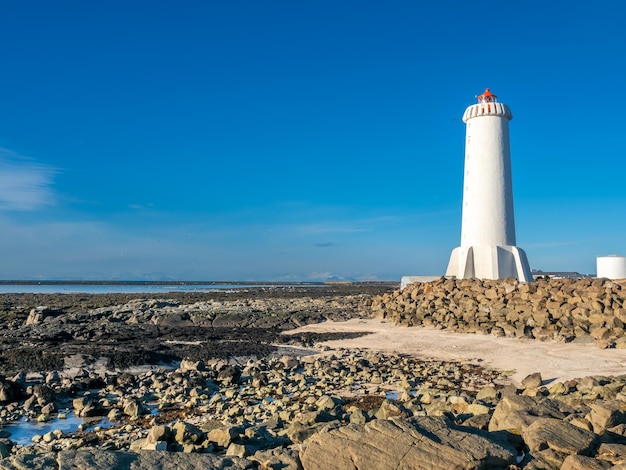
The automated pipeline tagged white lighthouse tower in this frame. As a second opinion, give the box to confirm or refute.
[445,88,533,282]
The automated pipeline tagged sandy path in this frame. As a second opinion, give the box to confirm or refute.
[285,319,626,386]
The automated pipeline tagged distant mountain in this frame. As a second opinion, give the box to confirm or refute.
[325,276,356,282]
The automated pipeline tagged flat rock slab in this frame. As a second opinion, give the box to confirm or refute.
[521,417,597,455]
[0,449,254,470]
[488,394,569,433]
[561,455,612,470]
[299,416,517,470]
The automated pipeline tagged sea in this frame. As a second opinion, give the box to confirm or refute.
[0,281,321,294]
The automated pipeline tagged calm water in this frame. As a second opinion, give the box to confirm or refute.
[0,283,300,294]
[6,413,117,446]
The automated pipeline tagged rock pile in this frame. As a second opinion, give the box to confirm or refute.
[370,277,626,347]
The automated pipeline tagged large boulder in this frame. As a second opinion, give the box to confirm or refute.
[299,416,517,470]
[587,400,626,433]
[521,417,597,455]
[488,395,567,433]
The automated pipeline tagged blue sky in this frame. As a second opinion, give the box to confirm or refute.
[1,1,624,281]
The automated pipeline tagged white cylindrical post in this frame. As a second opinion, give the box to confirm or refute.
[597,256,626,279]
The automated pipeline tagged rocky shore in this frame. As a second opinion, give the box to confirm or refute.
[1,280,626,469]
[0,284,392,375]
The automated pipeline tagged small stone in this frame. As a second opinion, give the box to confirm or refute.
[147,424,170,444]
[279,356,299,370]
[41,403,56,415]
[374,399,405,420]
[73,396,102,417]
[548,382,567,395]
[123,399,148,418]
[129,438,146,451]
[217,365,242,385]
[142,441,169,451]
[419,393,433,404]
[467,403,490,416]
[0,380,21,404]
[348,408,368,425]
[45,371,61,384]
[286,421,317,444]
[172,421,205,445]
[252,372,269,388]
[226,442,248,458]
[10,371,26,384]
[179,358,206,372]
[316,395,337,411]
[107,408,122,421]
[476,385,498,401]
[521,372,543,389]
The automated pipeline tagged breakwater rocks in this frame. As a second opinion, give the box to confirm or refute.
[371,277,626,347]
[3,351,626,468]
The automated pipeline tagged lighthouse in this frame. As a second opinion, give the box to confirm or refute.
[445,88,533,282]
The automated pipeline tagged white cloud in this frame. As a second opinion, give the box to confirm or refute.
[0,149,57,210]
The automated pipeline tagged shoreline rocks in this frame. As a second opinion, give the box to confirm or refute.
[2,344,626,468]
[0,290,384,377]
[0,348,508,467]
[2,281,626,468]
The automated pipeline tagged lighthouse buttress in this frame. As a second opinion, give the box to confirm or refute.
[445,89,533,282]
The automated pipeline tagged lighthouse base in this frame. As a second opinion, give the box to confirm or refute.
[446,245,533,282]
